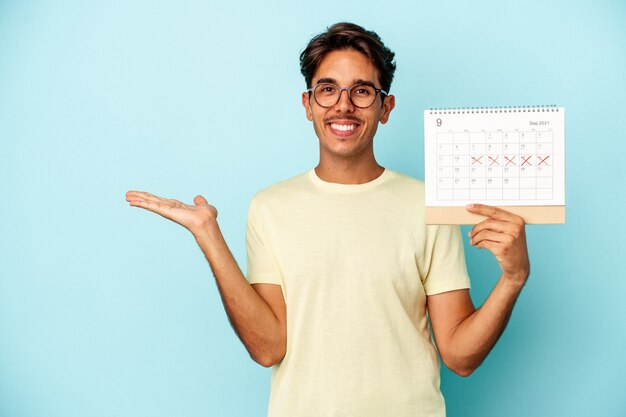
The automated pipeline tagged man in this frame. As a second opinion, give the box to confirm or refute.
[126,22,530,417]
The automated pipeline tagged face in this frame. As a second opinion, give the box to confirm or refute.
[301,49,395,163]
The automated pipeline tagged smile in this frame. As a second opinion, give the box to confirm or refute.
[329,123,356,132]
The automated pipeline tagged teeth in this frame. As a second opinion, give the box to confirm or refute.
[330,123,356,132]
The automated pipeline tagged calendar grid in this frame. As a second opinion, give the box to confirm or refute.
[436,130,554,201]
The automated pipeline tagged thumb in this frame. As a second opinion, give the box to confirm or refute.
[193,195,208,206]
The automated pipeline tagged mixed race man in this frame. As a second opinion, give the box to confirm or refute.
[126,22,530,417]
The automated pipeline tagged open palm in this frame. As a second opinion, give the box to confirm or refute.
[125,191,218,234]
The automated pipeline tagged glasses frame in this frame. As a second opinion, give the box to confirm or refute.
[307,83,389,109]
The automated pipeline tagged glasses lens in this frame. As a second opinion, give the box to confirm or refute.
[350,84,376,108]
[314,84,339,107]
[313,83,378,108]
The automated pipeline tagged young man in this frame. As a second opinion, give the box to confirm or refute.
[126,22,530,417]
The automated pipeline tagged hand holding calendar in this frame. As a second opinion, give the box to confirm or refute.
[466,203,530,286]
[424,106,566,224]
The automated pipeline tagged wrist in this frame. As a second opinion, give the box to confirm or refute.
[190,217,220,239]
[500,271,528,291]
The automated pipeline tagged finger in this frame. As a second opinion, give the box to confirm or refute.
[126,191,160,202]
[469,219,521,238]
[126,190,154,197]
[194,195,208,206]
[128,198,162,212]
[126,190,144,200]
[128,192,177,207]
[126,193,153,205]
[474,239,500,253]
[466,204,524,224]
[470,230,512,246]
[129,197,182,217]
[143,193,170,204]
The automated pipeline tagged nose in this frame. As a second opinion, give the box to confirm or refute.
[335,88,354,112]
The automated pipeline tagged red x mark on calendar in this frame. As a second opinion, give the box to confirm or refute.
[538,155,550,166]
[521,155,532,166]
[471,156,483,165]
[488,156,499,166]
[504,156,516,166]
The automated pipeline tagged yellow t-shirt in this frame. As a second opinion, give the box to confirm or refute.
[246,168,471,417]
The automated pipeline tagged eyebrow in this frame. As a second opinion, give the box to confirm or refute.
[315,78,378,88]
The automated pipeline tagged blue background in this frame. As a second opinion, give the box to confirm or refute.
[1,0,625,416]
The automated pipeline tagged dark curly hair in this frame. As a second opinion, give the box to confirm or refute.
[300,22,396,93]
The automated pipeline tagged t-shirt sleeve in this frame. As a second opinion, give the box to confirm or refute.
[245,197,282,285]
[422,224,471,295]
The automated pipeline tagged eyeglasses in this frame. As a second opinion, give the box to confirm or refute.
[307,83,388,109]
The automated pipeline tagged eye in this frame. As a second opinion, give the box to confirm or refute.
[316,84,338,95]
[353,85,373,96]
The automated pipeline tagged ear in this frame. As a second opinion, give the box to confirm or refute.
[379,94,396,124]
[302,91,314,121]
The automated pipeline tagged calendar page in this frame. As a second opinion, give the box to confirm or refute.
[424,106,565,224]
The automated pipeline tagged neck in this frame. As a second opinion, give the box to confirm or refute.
[314,158,385,184]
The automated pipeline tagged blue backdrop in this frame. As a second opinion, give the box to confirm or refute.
[1,1,625,416]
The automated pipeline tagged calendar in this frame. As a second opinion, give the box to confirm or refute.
[424,106,565,224]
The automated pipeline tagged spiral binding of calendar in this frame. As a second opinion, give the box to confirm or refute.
[428,105,559,115]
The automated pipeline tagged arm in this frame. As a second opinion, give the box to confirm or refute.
[125,191,286,367]
[427,204,529,377]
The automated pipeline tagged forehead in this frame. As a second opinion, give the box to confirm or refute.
[312,49,380,86]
